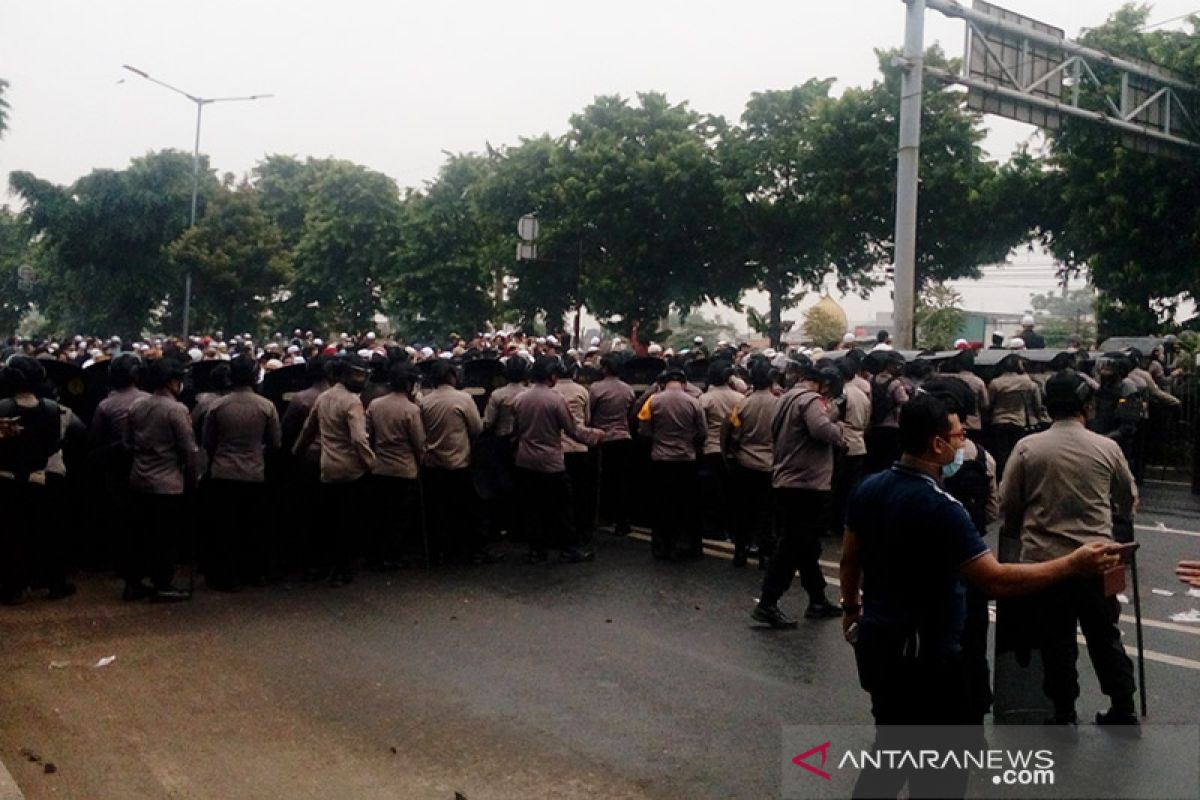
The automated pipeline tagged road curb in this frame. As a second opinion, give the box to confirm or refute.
[0,757,24,800]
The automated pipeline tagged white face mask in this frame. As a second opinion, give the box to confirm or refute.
[941,446,965,478]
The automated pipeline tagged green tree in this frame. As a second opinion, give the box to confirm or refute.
[554,93,741,338]
[0,207,34,335]
[664,310,739,351]
[915,284,965,350]
[262,159,403,333]
[476,136,574,332]
[387,153,497,342]
[1036,5,1200,336]
[1027,287,1098,347]
[806,48,1040,307]
[746,307,793,341]
[166,184,292,336]
[253,155,334,249]
[9,150,218,338]
[719,80,849,348]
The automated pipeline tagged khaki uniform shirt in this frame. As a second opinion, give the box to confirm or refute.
[203,387,282,483]
[91,386,150,448]
[637,387,705,462]
[296,383,375,483]
[729,389,779,472]
[419,385,482,470]
[588,376,635,442]
[699,384,744,456]
[126,391,198,495]
[771,387,845,491]
[554,378,591,455]
[841,383,871,457]
[1131,367,1179,409]
[513,384,602,473]
[282,382,329,464]
[367,392,426,479]
[988,373,1043,428]
[999,419,1137,563]
[482,381,527,439]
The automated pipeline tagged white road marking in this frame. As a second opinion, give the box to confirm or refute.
[1135,523,1200,538]
[627,532,1200,668]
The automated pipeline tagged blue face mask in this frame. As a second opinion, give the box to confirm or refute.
[942,446,965,479]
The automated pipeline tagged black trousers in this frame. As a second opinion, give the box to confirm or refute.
[760,488,829,607]
[698,453,733,540]
[318,478,365,578]
[854,625,976,725]
[292,459,324,574]
[517,468,577,553]
[0,478,44,601]
[564,450,597,548]
[831,453,865,537]
[853,623,978,799]
[369,475,420,563]
[961,585,993,723]
[1033,576,1137,715]
[598,439,633,531]
[649,460,700,558]
[731,464,773,558]
[126,491,184,591]
[422,466,480,562]
[206,478,267,587]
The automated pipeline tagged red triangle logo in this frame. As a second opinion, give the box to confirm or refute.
[792,741,832,780]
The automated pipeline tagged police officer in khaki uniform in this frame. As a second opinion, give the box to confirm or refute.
[123,358,197,601]
[554,360,597,550]
[513,357,604,562]
[293,355,375,585]
[589,354,636,536]
[637,369,706,559]
[202,355,282,589]
[752,365,846,628]
[418,359,492,564]
[987,354,1043,477]
[1000,371,1139,726]
[698,361,744,543]
[726,361,779,567]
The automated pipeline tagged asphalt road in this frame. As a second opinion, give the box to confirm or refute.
[1,482,1197,800]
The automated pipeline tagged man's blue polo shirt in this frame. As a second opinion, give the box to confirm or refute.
[847,464,989,658]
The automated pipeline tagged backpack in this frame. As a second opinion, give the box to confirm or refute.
[944,444,991,534]
[870,377,897,427]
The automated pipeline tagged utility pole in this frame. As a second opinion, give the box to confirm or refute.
[892,0,925,350]
[122,65,272,340]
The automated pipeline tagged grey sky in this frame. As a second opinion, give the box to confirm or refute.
[2,0,1196,333]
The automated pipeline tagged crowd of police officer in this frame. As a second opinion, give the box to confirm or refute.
[0,330,1184,611]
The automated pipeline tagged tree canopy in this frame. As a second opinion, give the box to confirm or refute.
[9,150,218,339]
[1036,4,1200,336]
[166,183,292,336]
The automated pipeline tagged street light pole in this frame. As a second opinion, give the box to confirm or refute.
[121,64,272,340]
